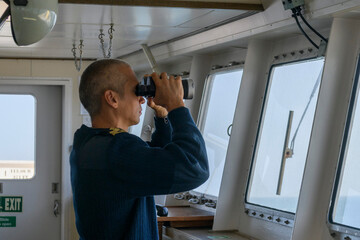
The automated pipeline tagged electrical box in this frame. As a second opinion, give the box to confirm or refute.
[282,0,304,10]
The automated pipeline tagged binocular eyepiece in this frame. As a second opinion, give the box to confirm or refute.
[135,76,194,99]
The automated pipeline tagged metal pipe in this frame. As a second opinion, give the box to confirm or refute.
[141,44,160,74]
[0,6,10,31]
[276,110,294,195]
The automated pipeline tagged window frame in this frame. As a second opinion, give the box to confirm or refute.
[197,66,242,133]
[327,55,360,239]
[191,65,243,200]
[244,56,324,226]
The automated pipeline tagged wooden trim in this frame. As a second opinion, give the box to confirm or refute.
[157,206,214,222]
[169,220,213,228]
[0,57,96,61]
[58,0,264,11]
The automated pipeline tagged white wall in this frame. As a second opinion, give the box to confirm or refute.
[0,59,92,135]
[0,59,93,239]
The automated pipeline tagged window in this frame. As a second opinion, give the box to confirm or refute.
[0,94,36,179]
[247,58,324,213]
[194,69,243,197]
[330,58,360,230]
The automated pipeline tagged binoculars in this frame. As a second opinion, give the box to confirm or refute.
[135,76,194,100]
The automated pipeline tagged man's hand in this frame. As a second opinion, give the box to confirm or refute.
[147,97,168,118]
[150,72,185,112]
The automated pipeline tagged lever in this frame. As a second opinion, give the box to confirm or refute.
[53,200,60,217]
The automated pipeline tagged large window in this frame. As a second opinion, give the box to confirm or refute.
[247,58,324,213]
[194,69,243,197]
[0,94,36,179]
[330,58,360,230]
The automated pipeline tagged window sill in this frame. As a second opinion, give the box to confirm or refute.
[157,206,251,240]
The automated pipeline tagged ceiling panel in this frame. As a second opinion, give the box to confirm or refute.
[177,9,247,28]
[59,0,264,11]
[0,2,258,59]
[58,4,215,26]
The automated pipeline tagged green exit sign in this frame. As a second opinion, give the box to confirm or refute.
[0,196,23,212]
[0,217,16,227]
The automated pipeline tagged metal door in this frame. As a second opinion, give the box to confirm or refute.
[0,85,62,240]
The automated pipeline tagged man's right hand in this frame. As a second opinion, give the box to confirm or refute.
[150,72,185,112]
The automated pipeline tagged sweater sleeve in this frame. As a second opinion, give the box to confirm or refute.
[147,116,172,148]
[108,107,209,197]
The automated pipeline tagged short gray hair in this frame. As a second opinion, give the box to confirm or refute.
[79,59,130,117]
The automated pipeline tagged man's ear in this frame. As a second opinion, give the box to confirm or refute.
[104,90,119,109]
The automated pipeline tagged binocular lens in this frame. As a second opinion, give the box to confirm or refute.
[135,76,194,99]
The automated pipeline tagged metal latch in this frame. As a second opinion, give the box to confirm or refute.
[53,200,60,217]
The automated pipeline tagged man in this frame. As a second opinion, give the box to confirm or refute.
[70,59,209,240]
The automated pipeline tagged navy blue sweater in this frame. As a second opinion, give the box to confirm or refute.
[70,107,209,240]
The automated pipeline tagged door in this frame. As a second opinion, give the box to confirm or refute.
[0,85,62,240]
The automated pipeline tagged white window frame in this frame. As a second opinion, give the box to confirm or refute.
[327,55,360,240]
[192,65,243,201]
[245,56,324,226]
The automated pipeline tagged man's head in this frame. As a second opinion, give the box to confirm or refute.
[79,59,145,128]
[79,59,129,117]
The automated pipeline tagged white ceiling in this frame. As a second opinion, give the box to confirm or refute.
[0,2,258,59]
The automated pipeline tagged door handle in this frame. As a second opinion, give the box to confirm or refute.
[53,200,60,217]
[227,124,233,137]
